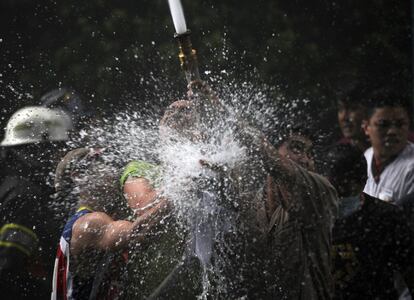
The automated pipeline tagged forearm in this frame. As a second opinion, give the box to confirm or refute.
[130,198,169,244]
[100,220,134,251]
[100,212,161,251]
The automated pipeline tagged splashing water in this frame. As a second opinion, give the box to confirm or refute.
[61,77,301,298]
[158,127,246,216]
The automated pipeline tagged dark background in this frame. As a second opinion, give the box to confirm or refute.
[0,0,412,141]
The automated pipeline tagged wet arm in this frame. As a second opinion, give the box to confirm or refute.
[71,213,132,253]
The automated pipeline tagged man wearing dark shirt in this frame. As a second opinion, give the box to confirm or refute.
[325,144,414,299]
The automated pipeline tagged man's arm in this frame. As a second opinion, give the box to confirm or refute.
[187,80,297,186]
[71,200,167,255]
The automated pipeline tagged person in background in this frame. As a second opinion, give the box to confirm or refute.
[40,87,94,130]
[166,80,338,299]
[337,95,370,151]
[264,122,337,300]
[51,148,168,300]
[0,106,73,299]
[324,143,414,299]
[362,96,414,203]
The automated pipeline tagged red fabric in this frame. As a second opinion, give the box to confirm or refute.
[56,247,67,300]
[409,132,414,143]
[337,136,352,145]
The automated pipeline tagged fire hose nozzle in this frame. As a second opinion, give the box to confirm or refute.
[174,30,201,83]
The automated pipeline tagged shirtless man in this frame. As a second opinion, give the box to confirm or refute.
[51,148,167,300]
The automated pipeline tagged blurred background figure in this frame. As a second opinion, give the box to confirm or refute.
[0,106,72,299]
[336,86,370,152]
[336,78,370,152]
[324,144,414,299]
[40,87,94,130]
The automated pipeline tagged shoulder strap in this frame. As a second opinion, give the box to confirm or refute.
[62,207,93,242]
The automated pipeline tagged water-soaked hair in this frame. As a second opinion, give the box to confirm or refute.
[322,144,367,197]
[54,148,127,217]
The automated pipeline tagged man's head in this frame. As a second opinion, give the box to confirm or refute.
[324,144,367,198]
[120,160,159,212]
[55,148,121,214]
[275,125,315,171]
[337,99,367,141]
[362,97,410,162]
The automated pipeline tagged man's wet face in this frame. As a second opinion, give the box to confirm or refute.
[278,135,315,171]
[364,106,409,161]
[337,100,366,140]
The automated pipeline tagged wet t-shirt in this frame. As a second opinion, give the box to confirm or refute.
[332,193,414,299]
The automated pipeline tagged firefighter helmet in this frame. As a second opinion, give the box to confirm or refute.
[1,106,73,146]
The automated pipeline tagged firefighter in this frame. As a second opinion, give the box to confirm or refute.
[0,106,73,299]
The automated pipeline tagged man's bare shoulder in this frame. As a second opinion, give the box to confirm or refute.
[70,212,114,253]
[72,212,113,237]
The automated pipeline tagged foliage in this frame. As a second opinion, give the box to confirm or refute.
[0,0,411,125]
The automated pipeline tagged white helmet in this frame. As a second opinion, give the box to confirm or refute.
[1,106,73,146]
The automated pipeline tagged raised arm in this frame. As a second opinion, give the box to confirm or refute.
[187,80,297,185]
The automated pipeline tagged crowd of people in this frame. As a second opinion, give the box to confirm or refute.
[0,81,413,299]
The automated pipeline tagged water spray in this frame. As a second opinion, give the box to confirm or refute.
[168,0,201,84]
